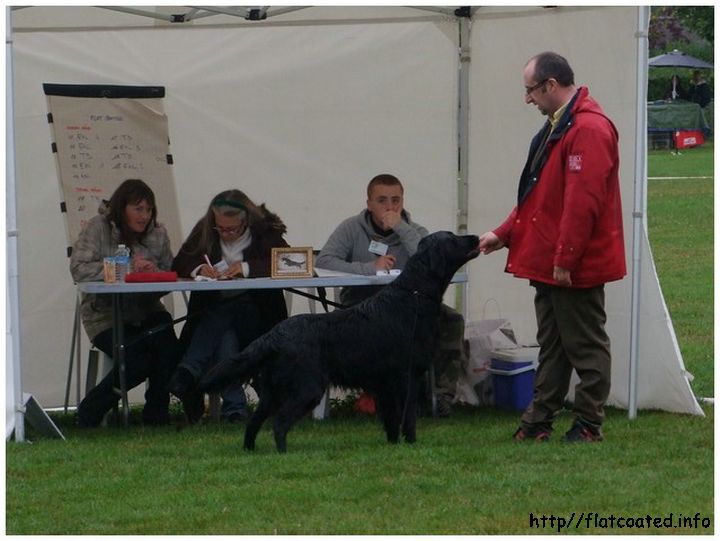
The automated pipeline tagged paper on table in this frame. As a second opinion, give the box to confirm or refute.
[375,269,402,276]
[195,259,229,281]
[213,260,230,274]
[314,267,365,278]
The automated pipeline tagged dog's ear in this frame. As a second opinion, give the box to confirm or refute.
[417,234,433,253]
[428,251,447,278]
[418,231,452,252]
[423,232,450,278]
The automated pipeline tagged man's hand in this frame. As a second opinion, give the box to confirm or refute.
[374,254,397,271]
[553,266,572,287]
[478,231,504,254]
[380,210,402,231]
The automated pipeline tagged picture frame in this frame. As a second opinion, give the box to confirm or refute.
[271,246,314,278]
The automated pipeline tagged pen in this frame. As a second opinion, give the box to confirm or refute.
[203,254,219,278]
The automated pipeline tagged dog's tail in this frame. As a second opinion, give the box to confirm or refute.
[198,334,273,393]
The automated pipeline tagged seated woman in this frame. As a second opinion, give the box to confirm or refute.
[70,178,180,426]
[170,190,289,422]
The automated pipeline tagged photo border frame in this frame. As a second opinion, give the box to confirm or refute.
[271,246,314,278]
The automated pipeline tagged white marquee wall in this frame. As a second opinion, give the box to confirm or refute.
[8,6,701,416]
[12,14,458,407]
[466,6,699,413]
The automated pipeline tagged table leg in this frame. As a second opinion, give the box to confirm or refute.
[295,286,335,420]
[63,295,80,414]
[112,293,129,427]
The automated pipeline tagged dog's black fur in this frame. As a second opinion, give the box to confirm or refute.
[199,231,480,452]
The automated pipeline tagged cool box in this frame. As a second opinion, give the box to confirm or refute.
[489,347,539,411]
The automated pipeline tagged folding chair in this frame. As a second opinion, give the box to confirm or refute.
[63,292,113,414]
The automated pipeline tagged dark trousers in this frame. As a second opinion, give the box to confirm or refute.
[179,297,262,416]
[79,310,180,425]
[521,283,611,430]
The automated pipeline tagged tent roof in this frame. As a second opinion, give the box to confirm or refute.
[11,5,477,30]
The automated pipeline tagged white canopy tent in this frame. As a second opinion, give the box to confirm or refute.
[6,5,702,440]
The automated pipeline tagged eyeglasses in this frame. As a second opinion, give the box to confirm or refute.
[213,225,244,234]
[128,204,153,215]
[525,79,548,95]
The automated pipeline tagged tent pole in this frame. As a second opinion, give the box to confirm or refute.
[6,7,25,441]
[456,13,471,319]
[628,6,650,420]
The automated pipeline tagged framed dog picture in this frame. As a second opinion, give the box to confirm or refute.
[271,246,314,278]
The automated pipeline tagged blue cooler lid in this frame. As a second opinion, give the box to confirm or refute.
[490,347,539,371]
[491,359,533,371]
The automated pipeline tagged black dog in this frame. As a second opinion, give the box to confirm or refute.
[200,231,479,452]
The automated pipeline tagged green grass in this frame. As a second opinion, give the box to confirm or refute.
[647,142,714,398]
[6,405,714,534]
[6,144,714,535]
[647,141,714,178]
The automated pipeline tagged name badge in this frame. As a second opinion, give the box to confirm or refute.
[368,240,389,256]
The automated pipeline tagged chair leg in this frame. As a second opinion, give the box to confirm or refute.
[86,349,100,397]
[428,368,438,418]
[208,392,221,420]
[309,286,337,420]
[312,388,330,420]
[307,287,317,314]
[283,290,293,315]
[85,349,114,397]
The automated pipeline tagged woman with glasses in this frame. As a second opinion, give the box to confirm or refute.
[170,189,289,423]
[70,178,180,427]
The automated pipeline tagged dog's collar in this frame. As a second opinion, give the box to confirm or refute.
[393,279,443,304]
[410,288,442,304]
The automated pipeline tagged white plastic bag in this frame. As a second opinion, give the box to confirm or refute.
[455,301,518,405]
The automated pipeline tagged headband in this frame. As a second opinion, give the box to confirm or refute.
[212,198,248,212]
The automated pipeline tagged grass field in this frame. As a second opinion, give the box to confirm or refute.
[6,144,714,534]
[647,142,714,398]
[648,141,714,179]
[6,403,714,534]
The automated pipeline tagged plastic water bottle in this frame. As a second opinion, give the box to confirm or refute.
[114,244,131,282]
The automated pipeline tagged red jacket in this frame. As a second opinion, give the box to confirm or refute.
[494,87,626,288]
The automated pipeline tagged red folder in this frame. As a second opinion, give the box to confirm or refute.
[124,271,178,283]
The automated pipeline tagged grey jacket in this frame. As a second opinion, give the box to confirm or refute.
[316,209,428,305]
[69,211,173,340]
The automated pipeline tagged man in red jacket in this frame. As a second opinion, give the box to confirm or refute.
[479,52,626,443]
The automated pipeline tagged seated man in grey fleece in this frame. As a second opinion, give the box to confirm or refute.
[316,173,466,416]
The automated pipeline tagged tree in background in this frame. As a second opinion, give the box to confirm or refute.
[675,6,713,45]
[648,6,713,102]
[650,6,713,60]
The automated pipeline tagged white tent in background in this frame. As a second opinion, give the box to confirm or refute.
[6,5,702,440]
